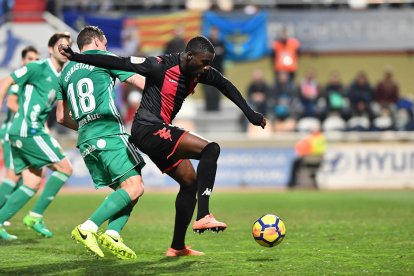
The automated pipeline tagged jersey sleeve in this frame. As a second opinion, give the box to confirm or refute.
[199,68,264,126]
[10,62,39,86]
[95,51,135,82]
[72,52,160,78]
[56,77,66,101]
[7,84,19,95]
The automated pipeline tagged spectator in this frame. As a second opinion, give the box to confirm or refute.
[247,69,269,116]
[164,26,186,54]
[270,71,297,132]
[272,26,300,83]
[298,69,320,118]
[375,66,399,107]
[347,101,373,131]
[348,71,374,115]
[203,26,225,111]
[323,71,350,119]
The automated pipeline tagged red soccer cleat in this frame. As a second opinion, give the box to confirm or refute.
[192,214,227,234]
[165,246,205,257]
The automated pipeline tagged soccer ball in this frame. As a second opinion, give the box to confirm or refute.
[252,214,286,247]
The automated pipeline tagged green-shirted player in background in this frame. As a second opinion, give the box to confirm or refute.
[56,26,146,259]
[0,46,40,223]
[0,33,73,240]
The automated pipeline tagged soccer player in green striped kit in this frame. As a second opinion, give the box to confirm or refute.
[0,33,73,240]
[0,46,40,222]
[56,26,146,259]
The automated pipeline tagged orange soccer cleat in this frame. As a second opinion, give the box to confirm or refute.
[192,214,227,234]
[165,246,204,257]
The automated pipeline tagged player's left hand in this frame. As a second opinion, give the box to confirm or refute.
[260,117,267,129]
[58,44,75,60]
[249,111,266,129]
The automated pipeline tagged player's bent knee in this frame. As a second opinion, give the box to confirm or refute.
[202,142,221,161]
[121,176,144,201]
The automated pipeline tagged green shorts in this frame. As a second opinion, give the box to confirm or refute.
[1,139,13,170]
[79,134,146,189]
[9,134,66,174]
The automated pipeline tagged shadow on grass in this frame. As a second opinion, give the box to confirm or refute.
[246,258,279,262]
[1,259,199,275]
[0,238,40,247]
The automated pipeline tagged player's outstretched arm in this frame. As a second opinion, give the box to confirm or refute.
[206,70,266,129]
[59,44,139,74]
[222,81,267,129]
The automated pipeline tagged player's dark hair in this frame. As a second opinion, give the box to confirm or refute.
[21,46,38,59]
[185,36,215,55]
[48,32,71,48]
[77,26,105,50]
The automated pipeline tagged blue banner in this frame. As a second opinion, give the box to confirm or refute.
[63,147,294,188]
[202,12,269,61]
[63,11,124,49]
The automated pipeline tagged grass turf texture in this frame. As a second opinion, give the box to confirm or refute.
[0,191,413,275]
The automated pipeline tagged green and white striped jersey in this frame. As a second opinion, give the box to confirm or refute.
[9,59,61,137]
[57,50,134,145]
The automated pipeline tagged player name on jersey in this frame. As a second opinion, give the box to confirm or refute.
[64,63,95,82]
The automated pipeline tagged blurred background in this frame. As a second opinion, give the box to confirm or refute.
[1,0,414,190]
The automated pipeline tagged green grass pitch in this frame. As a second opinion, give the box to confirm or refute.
[0,190,413,275]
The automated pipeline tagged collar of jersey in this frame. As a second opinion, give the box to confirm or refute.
[47,58,61,77]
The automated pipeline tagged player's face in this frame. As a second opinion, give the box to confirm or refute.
[50,38,71,64]
[186,51,215,77]
[22,51,39,65]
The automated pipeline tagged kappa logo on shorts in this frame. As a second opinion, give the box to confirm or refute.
[153,127,172,141]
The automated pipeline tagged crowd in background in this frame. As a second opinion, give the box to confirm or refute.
[245,67,413,133]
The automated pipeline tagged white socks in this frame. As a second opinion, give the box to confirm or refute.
[105,230,120,238]
[29,211,43,218]
[80,219,99,232]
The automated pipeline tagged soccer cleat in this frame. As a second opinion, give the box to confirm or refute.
[98,232,137,260]
[3,221,11,227]
[0,226,17,241]
[166,246,205,257]
[71,225,104,258]
[192,214,227,234]
[23,214,53,238]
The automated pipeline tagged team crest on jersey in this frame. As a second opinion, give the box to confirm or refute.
[130,56,146,64]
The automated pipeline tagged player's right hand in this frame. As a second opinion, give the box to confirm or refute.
[58,44,75,60]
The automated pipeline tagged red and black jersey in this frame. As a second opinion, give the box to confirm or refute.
[71,52,264,126]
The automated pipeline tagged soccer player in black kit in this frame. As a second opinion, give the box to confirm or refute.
[59,36,266,257]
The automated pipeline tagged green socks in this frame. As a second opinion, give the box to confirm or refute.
[0,185,36,224]
[107,204,133,233]
[0,178,17,208]
[90,189,131,227]
[31,171,69,215]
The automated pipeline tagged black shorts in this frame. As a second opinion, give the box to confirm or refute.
[130,122,188,173]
